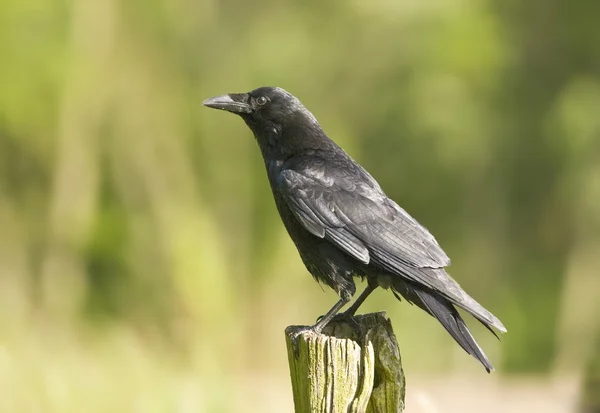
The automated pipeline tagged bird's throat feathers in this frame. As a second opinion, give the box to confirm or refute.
[245,109,336,158]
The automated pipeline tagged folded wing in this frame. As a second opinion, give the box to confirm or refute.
[277,154,506,332]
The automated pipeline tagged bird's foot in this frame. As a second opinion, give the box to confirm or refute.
[315,311,363,337]
[331,311,362,331]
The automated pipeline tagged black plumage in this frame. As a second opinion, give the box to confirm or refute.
[203,86,506,372]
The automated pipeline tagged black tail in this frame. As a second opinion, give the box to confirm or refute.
[393,281,495,372]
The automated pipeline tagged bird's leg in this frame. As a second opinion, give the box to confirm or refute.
[311,297,350,334]
[341,280,378,317]
[320,281,378,335]
[290,298,349,358]
[289,297,350,358]
[313,280,379,333]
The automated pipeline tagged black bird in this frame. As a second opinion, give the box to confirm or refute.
[203,87,506,372]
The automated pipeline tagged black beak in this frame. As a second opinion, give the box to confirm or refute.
[202,93,251,114]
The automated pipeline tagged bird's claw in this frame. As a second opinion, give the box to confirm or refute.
[331,312,362,331]
[314,312,363,336]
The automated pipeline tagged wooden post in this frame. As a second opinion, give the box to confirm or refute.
[285,312,405,413]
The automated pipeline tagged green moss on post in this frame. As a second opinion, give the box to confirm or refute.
[285,312,405,413]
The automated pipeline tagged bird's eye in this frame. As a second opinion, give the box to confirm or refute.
[257,96,268,106]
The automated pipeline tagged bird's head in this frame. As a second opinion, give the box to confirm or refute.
[203,86,327,154]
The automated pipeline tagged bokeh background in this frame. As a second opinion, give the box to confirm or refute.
[1,0,599,411]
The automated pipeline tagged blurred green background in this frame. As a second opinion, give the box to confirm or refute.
[1,0,599,411]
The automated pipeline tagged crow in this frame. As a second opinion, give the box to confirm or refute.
[203,86,506,372]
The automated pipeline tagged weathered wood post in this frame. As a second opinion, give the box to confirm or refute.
[285,312,405,413]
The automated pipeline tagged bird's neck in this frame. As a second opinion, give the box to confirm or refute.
[251,120,338,161]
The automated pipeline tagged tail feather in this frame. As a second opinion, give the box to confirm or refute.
[393,281,495,372]
[427,268,507,334]
[476,318,501,341]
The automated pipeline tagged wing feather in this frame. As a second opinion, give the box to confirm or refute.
[275,155,506,333]
[277,158,450,273]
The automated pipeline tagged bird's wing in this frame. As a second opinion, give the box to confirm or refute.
[277,155,507,334]
[277,155,452,283]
